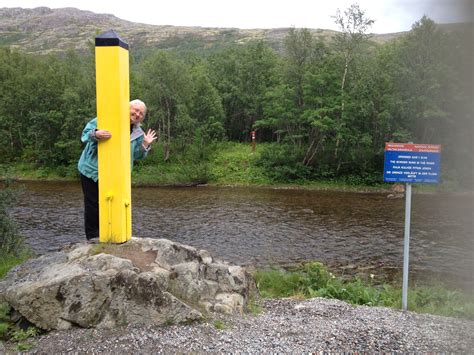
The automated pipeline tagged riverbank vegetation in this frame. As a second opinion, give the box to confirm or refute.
[0,142,455,193]
[0,185,31,279]
[0,185,35,350]
[255,262,474,320]
[0,8,471,190]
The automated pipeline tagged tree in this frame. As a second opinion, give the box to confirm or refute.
[387,16,473,186]
[189,63,226,145]
[136,51,194,161]
[283,28,314,109]
[0,48,95,168]
[208,42,278,141]
[332,3,374,165]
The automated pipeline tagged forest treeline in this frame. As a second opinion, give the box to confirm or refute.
[0,9,472,186]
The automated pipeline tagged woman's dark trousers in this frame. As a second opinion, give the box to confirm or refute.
[80,174,99,240]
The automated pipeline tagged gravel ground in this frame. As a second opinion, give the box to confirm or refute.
[6,297,474,353]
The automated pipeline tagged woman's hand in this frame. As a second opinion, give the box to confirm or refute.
[143,129,157,149]
[95,130,112,140]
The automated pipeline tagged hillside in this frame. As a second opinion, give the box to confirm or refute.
[0,7,404,54]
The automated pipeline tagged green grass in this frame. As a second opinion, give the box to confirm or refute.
[133,161,209,186]
[0,162,77,181]
[208,142,269,185]
[0,251,38,351]
[1,143,466,193]
[213,319,231,330]
[254,262,474,320]
[0,251,30,280]
[10,327,39,342]
[0,303,10,340]
[247,296,263,316]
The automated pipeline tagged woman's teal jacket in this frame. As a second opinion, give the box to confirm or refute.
[77,118,149,182]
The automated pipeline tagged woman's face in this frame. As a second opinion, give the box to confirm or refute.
[130,103,146,125]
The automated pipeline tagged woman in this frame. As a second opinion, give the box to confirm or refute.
[77,99,157,241]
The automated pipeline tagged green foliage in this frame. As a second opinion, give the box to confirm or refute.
[0,184,25,255]
[247,298,263,316]
[10,327,39,342]
[0,11,471,188]
[0,48,95,167]
[209,142,268,184]
[213,320,231,330]
[133,140,213,185]
[0,303,10,340]
[207,42,279,141]
[0,252,30,280]
[10,327,39,351]
[0,163,77,181]
[255,143,311,182]
[0,304,9,320]
[0,183,31,279]
[337,173,382,186]
[255,262,474,319]
[0,322,8,339]
[0,303,39,352]
[15,342,35,351]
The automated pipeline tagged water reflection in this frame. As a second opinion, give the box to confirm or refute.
[8,181,474,290]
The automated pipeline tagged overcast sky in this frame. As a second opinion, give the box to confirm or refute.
[1,0,471,33]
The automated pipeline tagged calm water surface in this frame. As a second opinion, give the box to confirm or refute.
[8,181,474,290]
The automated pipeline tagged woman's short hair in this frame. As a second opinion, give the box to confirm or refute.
[130,99,147,116]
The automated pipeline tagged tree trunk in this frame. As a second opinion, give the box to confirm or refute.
[335,143,346,175]
[303,138,323,167]
[335,54,350,160]
[9,127,14,152]
[303,129,324,167]
[163,99,171,162]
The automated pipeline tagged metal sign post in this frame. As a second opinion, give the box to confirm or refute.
[383,143,441,312]
[402,183,412,311]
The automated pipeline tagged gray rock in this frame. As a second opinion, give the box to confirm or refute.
[0,238,257,330]
[215,293,244,314]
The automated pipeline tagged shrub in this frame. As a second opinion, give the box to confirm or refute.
[0,184,25,255]
[0,182,30,280]
[255,262,474,319]
[255,143,311,182]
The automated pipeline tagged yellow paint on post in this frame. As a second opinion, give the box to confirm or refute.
[95,30,131,243]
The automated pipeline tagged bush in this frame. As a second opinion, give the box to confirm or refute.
[0,184,25,255]
[338,173,383,186]
[255,262,474,319]
[0,182,30,280]
[209,142,268,184]
[255,143,311,182]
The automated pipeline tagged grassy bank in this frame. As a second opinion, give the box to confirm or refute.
[1,143,391,191]
[0,162,77,181]
[0,142,464,193]
[255,262,474,320]
[0,251,30,280]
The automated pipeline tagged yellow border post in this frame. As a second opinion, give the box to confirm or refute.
[95,30,131,243]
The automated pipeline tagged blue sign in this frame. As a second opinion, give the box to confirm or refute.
[384,143,441,184]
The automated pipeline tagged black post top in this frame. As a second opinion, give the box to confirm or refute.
[95,30,129,50]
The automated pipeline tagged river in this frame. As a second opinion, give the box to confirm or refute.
[8,181,474,291]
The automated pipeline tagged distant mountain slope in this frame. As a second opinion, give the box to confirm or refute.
[1,7,405,54]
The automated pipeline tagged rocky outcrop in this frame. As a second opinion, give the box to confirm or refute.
[0,238,257,330]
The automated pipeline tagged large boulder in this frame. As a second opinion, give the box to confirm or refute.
[0,238,257,330]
